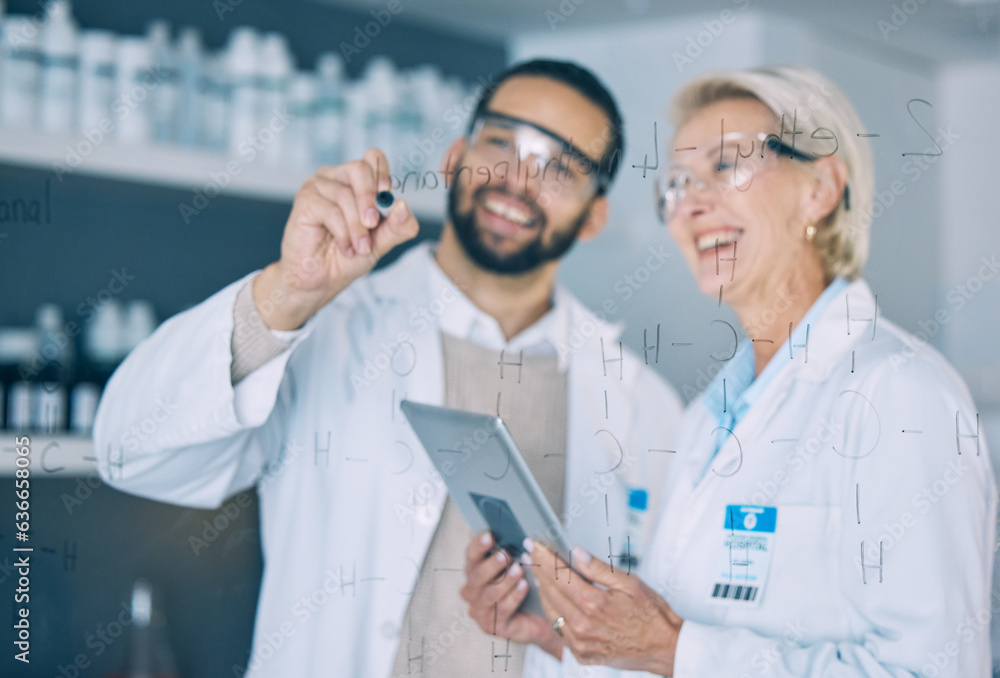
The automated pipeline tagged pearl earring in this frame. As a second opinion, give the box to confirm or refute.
[805,223,817,242]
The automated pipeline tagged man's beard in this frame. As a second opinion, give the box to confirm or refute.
[447,180,590,276]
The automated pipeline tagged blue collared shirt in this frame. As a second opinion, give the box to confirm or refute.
[697,278,848,481]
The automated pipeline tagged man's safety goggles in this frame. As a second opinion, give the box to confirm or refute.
[465,111,611,200]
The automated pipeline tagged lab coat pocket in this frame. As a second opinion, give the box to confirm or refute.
[752,505,844,642]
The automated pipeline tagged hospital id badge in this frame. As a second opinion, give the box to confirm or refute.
[707,505,777,608]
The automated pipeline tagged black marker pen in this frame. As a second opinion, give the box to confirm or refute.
[375,191,395,219]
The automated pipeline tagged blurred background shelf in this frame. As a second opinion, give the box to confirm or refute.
[0,433,96,477]
[0,126,447,218]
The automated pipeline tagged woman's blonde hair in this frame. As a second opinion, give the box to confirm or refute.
[670,65,875,281]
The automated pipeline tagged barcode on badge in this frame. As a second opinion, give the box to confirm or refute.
[711,583,758,602]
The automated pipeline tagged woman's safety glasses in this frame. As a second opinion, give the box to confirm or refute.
[655,132,841,224]
[465,111,610,201]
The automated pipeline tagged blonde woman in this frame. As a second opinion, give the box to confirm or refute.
[463,66,996,677]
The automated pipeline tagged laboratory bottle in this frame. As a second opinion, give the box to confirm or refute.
[77,30,115,133]
[114,36,152,144]
[441,76,472,131]
[407,65,445,173]
[0,16,40,127]
[395,74,423,175]
[313,51,346,166]
[6,374,30,431]
[363,56,399,163]
[83,298,124,381]
[121,300,157,354]
[147,20,178,144]
[257,31,292,164]
[112,579,179,678]
[69,381,99,434]
[38,0,78,133]
[200,53,228,152]
[286,70,316,169]
[225,25,259,157]
[174,27,202,147]
[343,81,368,163]
[33,304,72,432]
[0,328,37,430]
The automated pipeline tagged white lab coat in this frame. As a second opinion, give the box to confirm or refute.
[639,278,996,677]
[93,243,683,678]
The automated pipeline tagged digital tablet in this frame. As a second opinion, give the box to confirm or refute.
[400,399,584,617]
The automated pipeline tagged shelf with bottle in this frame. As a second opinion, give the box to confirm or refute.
[0,3,469,221]
[0,300,150,477]
[0,124,448,218]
